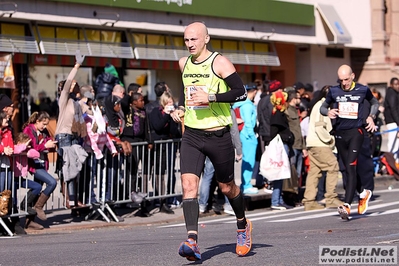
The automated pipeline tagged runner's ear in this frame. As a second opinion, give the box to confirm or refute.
[205,34,210,44]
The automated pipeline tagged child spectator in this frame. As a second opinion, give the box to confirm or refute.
[22,111,58,221]
[82,93,118,204]
[13,133,44,230]
[121,92,152,212]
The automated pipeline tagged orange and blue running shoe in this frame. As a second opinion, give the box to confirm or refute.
[338,204,350,220]
[236,219,253,256]
[358,189,372,215]
[178,238,201,261]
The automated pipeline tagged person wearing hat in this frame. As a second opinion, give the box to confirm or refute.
[266,90,295,210]
[294,82,305,97]
[94,63,123,105]
[256,80,282,190]
[0,94,14,120]
[302,85,343,211]
[232,83,259,195]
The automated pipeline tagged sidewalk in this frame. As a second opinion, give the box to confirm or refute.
[25,203,186,235]
[22,174,398,235]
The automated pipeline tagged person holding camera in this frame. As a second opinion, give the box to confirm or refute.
[148,91,180,214]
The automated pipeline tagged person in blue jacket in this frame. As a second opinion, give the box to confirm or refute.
[232,83,259,194]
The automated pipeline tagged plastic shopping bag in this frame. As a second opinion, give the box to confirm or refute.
[259,134,291,181]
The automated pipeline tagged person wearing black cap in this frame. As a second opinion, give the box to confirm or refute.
[0,94,14,119]
[294,82,305,97]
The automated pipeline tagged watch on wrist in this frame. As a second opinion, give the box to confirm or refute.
[369,114,376,120]
[208,94,216,102]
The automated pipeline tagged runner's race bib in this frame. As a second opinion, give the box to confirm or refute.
[338,102,358,119]
[185,84,209,110]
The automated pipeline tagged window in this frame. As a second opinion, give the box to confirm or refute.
[171,36,184,48]
[0,23,25,36]
[56,27,78,40]
[147,34,166,46]
[210,39,221,50]
[326,48,344,58]
[222,40,238,51]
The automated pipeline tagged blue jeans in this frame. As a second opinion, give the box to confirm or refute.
[271,144,290,206]
[199,157,229,208]
[293,148,303,178]
[34,168,57,196]
[271,179,284,206]
[199,157,214,207]
[0,170,11,192]
[18,178,42,196]
[13,178,43,205]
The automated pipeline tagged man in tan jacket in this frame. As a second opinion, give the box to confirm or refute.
[302,85,343,211]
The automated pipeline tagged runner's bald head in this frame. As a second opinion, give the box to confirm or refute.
[185,22,208,37]
[337,64,353,77]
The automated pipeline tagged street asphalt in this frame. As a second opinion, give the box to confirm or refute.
[19,174,398,236]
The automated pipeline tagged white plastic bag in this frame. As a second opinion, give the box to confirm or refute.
[259,134,291,181]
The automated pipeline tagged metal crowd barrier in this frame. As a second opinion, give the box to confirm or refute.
[0,138,183,235]
[54,138,183,223]
[0,154,30,236]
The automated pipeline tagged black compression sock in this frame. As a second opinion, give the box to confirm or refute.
[237,218,247,230]
[182,198,199,233]
[228,191,245,220]
[188,233,198,242]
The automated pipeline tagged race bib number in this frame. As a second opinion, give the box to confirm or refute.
[185,85,209,110]
[338,102,358,119]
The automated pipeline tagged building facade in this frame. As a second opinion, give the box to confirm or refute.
[0,0,373,126]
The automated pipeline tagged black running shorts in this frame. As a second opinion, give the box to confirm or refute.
[180,126,235,183]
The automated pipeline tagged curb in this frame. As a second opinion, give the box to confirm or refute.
[15,174,399,236]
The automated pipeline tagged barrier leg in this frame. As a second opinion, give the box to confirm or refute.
[84,156,120,223]
[0,218,13,236]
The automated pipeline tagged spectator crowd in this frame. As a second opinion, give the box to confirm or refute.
[0,51,395,236]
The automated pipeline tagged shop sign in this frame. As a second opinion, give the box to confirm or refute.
[0,54,15,89]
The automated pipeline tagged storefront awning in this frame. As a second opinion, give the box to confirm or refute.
[223,52,280,67]
[133,47,187,61]
[317,4,352,44]
[0,35,40,54]
[39,39,134,58]
[134,47,280,66]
